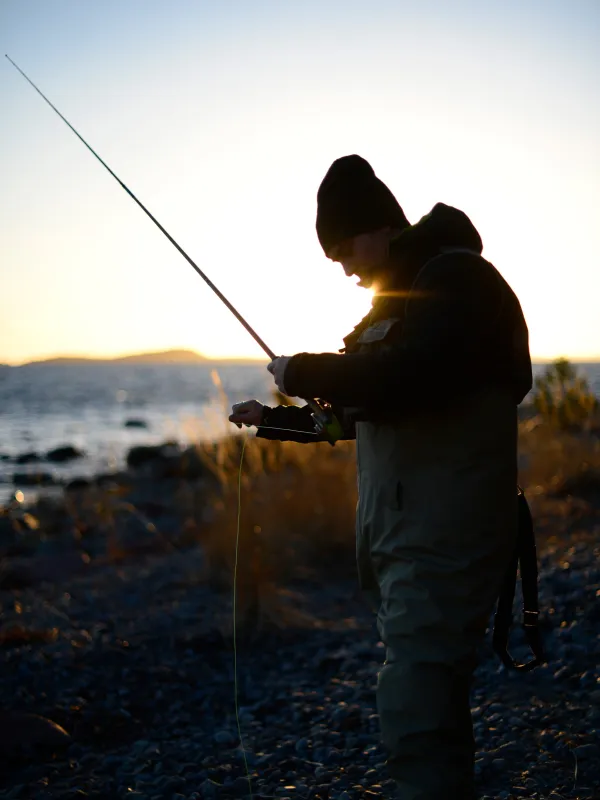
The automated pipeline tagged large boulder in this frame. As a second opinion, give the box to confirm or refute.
[125,442,208,481]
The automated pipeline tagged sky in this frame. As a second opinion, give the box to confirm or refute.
[1,0,599,365]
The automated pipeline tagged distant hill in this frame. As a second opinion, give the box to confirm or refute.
[111,349,209,364]
[17,349,266,367]
[11,352,598,368]
[21,349,207,366]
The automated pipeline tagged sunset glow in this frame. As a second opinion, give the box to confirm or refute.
[2,1,599,365]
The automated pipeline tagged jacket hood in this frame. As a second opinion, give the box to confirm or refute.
[385,203,483,283]
[398,202,482,252]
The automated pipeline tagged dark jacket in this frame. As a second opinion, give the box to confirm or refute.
[257,203,532,442]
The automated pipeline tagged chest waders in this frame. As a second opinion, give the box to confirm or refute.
[351,297,544,800]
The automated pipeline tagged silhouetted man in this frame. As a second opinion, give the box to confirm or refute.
[230,154,532,800]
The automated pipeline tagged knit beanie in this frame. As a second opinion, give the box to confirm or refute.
[316,155,409,255]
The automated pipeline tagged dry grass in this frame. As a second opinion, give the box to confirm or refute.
[518,417,600,495]
[517,416,600,551]
[99,425,362,637]
[22,390,599,634]
[192,409,600,626]
[191,434,357,629]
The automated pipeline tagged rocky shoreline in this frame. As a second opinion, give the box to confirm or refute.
[0,433,599,799]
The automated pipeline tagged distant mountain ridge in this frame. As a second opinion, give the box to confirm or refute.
[3,351,599,368]
[15,349,266,367]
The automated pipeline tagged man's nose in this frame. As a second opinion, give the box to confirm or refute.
[342,263,355,277]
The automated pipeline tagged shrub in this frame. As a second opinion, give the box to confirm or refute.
[531,358,598,430]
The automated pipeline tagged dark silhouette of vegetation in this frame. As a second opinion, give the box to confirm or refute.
[531,358,598,430]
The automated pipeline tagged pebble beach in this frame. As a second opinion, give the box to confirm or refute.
[0,467,599,799]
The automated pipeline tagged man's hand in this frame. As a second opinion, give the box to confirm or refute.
[229,399,265,428]
[267,356,295,396]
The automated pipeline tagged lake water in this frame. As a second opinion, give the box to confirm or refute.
[1,360,599,505]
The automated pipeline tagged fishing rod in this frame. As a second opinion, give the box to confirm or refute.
[6,54,343,444]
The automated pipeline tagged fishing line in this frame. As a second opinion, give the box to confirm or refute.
[4,54,275,360]
[232,423,320,799]
[234,431,253,798]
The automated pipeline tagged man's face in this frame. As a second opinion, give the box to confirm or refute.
[328,229,389,289]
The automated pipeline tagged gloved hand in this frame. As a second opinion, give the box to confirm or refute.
[228,399,265,428]
[267,356,294,396]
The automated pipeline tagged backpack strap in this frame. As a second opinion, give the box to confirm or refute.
[492,486,546,672]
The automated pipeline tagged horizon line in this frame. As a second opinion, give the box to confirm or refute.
[1,346,600,368]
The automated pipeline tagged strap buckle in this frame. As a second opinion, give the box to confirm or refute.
[493,611,546,673]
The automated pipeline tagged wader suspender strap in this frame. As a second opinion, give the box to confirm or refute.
[492,486,546,672]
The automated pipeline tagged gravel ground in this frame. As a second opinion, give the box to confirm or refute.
[0,519,599,800]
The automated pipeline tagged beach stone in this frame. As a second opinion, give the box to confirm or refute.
[0,515,20,555]
[158,777,184,793]
[131,738,152,753]
[29,550,90,584]
[46,445,84,463]
[553,665,570,680]
[214,729,237,745]
[573,743,597,759]
[314,766,332,780]
[103,755,123,770]
[6,786,27,799]
[230,776,252,795]
[110,510,167,556]
[15,451,42,465]
[13,471,56,487]
[0,560,34,590]
[0,711,70,756]
[65,478,93,492]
